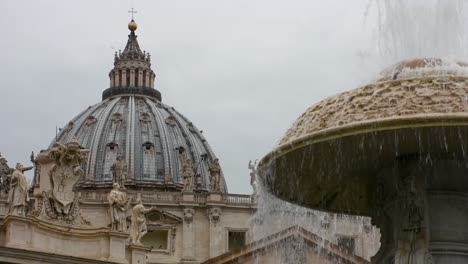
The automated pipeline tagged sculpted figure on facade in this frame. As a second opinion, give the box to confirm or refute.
[7,163,29,216]
[111,155,127,189]
[181,157,195,192]
[0,155,14,196]
[129,198,155,245]
[108,183,131,232]
[248,160,258,194]
[209,159,221,192]
[46,138,89,217]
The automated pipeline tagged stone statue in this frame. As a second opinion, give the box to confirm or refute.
[0,155,14,195]
[209,159,221,192]
[1,154,33,196]
[7,163,29,216]
[111,155,127,189]
[108,183,131,232]
[248,160,258,194]
[181,157,195,192]
[129,198,155,245]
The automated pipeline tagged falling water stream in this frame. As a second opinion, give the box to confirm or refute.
[374,0,467,64]
[251,1,468,264]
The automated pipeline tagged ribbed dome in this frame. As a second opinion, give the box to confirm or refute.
[50,20,227,192]
[53,96,226,192]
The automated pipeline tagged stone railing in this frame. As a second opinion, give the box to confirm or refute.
[79,191,182,204]
[223,194,254,206]
[79,190,255,207]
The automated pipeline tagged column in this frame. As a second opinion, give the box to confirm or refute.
[138,70,143,87]
[129,69,135,87]
[145,71,150,87]
[150,73,155,88]
[109,72,114,87]
[114,71,120,87]
[121,69,127,87]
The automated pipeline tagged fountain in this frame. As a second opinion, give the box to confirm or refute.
[258,58,468,263]
[258,1,468,262]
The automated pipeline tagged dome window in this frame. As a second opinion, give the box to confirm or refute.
[140,112,151,125]
[107,142,119,151]
[143,142,154,151]
[111,113,123,128]
[142,142,156,179]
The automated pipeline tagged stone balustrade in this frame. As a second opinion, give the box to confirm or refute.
[77,190,255,207]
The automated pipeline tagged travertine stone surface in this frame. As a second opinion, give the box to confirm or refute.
[279,75,468,146]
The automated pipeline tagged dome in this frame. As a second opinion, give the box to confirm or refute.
[51,20,227,192]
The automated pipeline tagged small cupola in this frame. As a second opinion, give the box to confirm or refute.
[103,17,160,101]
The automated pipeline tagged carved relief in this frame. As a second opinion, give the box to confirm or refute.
[280,76,468,145]
[207,208,221,225]
[165,115,177,127]
[42,138,90,224]
[183,208,194,224]
[41,191,90,225]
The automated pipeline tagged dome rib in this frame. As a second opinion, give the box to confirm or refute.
[146,98,172,181]
[127,97,136,180]
[86,97,120,180]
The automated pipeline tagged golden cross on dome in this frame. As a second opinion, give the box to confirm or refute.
[128,8,137,20]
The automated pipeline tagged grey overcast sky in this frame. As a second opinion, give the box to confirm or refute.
[0,0,385,194]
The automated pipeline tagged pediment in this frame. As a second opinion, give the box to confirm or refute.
[146,210,182,226]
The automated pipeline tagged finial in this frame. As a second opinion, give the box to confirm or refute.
[128,8,138,31]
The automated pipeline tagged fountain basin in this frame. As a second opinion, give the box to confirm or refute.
[259,61,468,262]
[260,118,468,216]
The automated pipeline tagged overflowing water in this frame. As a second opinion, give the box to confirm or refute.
[251,1,468,263]
[249,182,380,263]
